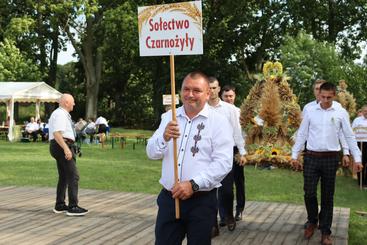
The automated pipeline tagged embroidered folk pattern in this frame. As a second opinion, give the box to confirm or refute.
[191,122,205,156]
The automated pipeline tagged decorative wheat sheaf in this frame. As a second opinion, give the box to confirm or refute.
[138,2,202,35]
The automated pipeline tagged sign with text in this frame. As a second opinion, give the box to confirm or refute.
[138,1,202,56]
[163,94,179,105]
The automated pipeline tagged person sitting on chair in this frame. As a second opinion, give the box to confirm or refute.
[37,119,47,142]
[23,117,39,142]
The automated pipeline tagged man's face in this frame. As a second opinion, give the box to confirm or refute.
[319,89,335,109]
[65,96,75,112]
[221,90,236,105]
[313,83,322,100]
[181,76,209,116]
[209,81,220,100]
[362,107,367,118]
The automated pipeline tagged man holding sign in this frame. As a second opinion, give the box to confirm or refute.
[147,72,233,244]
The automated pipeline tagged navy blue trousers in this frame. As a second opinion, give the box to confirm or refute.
[155,189,217,245]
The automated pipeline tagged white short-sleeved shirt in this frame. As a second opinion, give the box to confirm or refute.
[25,122,39,132]
[48,107,75,141]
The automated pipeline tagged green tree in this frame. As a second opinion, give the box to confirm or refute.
[286,0,367,60]
[50,0,121,119]
[0,39,42,81]
[279,32,367,107]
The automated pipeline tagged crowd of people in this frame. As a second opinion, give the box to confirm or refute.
[22,117,48,142]
[74,116,109,144]
[146,72,364,245]
[20,115,109,145]
[3,71,364,245]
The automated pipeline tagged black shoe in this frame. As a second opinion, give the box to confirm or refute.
[211,224,219,238]
[226,216,236,231]
[53,204,68,214]
[66,206,88,216]
[219,219,226,227]
[235,210,242,221]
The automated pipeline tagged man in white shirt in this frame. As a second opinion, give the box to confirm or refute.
[146,72,233,245]
[221,85,246,222]
[291,82,363,245]
[352,105,367,187]
[302,79,325,117]
[302,79,350,166]
[208,77,246,234]
[49,94,88,216]
[24,117,39,142]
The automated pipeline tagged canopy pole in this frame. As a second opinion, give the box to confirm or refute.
[35,100,41,120]
[6,100,10,119]
[8,98,14,141]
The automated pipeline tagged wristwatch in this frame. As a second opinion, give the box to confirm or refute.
[189,179,199,192]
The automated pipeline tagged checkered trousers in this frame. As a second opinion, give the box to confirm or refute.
[303,155,339,235]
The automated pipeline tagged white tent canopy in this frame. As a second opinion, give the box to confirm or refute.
[0,82,62,141]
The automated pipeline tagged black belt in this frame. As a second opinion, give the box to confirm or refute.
[51,138,75,145]
[305,150,339,158]
[162,188,216,199]
[63,138,75,144]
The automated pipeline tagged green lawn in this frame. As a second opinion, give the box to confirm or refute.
[0,137,366,244]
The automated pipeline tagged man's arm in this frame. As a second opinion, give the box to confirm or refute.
[229,106,247,166]
[291,113,310,170]
[53,131,72,160]
[172,114,234,200]
[340,114,363,171]
[146,112,171,160]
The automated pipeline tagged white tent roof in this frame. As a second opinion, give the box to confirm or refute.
[0,82,62,103]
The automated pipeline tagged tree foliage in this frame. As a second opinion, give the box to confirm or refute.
[279,32,367,107]
[0,39,42,81]
[0,1,366,127]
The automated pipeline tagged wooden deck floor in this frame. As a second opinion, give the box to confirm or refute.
[0,186,349,245]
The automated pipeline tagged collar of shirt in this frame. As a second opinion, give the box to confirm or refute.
[176,103,210,120]
[209,99,226,109]
[59,107,71,119]
[315,102,337,111]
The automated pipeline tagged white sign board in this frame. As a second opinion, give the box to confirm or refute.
[138,1,203,56]
[163,94,179,105]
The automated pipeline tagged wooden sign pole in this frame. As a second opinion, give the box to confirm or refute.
[170,54,180,219]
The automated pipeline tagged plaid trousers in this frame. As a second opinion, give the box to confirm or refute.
[303,154,339,235]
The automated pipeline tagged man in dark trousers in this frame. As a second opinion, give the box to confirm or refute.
[221,85,246,222]
[147,71,234,245]
[208,78,247,235]
[49,93,88,216]
[291,82,363,245]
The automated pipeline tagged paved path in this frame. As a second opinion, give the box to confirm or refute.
[0,186,349,244]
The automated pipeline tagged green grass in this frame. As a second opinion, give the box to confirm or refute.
[0,135,366,244]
